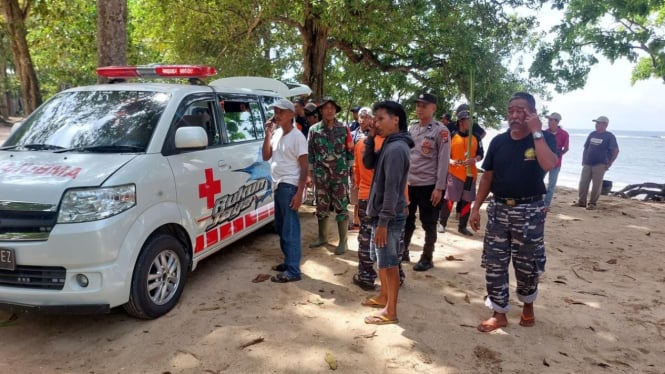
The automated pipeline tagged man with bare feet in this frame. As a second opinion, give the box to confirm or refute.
[360,101,413,325]
[469,92,558,332]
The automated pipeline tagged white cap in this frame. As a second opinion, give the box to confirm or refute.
[592,115,609,123]
[270,98,295,112]
[358,106,373,116]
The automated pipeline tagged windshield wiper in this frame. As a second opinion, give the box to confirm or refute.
[54,144,145,153]
[19,143,66,151]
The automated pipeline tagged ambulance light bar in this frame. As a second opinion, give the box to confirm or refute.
[96,65,217,79]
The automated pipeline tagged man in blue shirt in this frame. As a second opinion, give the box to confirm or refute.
[573,116,620,210]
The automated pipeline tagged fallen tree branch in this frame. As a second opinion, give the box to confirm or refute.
[571,266,592,283]
[239,337,265,349]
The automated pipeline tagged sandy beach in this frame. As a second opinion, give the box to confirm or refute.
[2,124,665,373]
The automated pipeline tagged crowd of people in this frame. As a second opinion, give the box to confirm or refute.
[262,91,619,331]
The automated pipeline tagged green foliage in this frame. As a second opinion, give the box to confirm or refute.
[11,0,555,126]
[531,0,665,91]
[27,0,98,94]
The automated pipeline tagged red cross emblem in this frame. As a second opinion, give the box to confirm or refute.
[199,168,221,209]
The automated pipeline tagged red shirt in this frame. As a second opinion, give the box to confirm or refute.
[545,126,569,168]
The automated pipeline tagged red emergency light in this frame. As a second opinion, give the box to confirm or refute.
[96,65,217,79]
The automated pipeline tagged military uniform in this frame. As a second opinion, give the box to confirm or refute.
[308,120,353,221]
[307,100,354,255]
[480,129,556,313]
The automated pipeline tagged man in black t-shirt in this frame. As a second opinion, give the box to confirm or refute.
[469,92,558,333]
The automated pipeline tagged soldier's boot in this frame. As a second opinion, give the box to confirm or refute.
[309,218,329,248]
[458,214,473,236]
[335,218,348,255]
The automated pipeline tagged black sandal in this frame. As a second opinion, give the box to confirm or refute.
[270,272,301,283]
[271,263,286,272]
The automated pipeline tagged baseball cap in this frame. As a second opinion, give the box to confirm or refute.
[456,103,469,113]
[317,97,342,112]
[440,113,451,121]
[457,110,470,120]
[292,98,305,106]
[304,102,318,115]
[546,112,562,121]
[592,115,609,123]
[270,98,295,112]
[415,93,437,105]
[350,105,361,113]
[358,107,373,116]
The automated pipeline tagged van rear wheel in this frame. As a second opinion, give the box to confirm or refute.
[124,234,188,319]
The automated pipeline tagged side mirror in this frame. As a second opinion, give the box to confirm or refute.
[175,126,208,149]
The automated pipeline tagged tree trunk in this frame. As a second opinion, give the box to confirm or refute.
[97,0,127,83]
[0,42,9,119]
[301,12,329,100]
[0,0,42,115]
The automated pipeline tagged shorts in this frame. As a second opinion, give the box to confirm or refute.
[444,174,476,202]
[369,215,406,269]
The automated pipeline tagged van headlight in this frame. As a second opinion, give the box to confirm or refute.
[57,184,136,223]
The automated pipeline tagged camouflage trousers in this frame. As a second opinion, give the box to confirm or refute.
[481,199,546,313]
[357,199,406,284]
[314,178,349,222]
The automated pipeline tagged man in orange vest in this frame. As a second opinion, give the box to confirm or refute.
[439,108,483,236]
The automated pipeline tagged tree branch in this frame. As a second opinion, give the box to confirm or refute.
[329,39,448,73]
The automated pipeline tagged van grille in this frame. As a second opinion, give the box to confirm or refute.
[0,265,66,290]
[0,201,57,241]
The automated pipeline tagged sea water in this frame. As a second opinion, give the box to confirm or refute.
[482,128,665,192]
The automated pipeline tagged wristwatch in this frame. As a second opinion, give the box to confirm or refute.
[532,131,544,140]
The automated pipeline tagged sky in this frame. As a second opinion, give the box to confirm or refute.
[530,7,665,133]
[540,58,665,132]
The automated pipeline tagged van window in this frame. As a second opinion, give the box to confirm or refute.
[5,90,167,151]
[175,99,221,146]
[222,100,264,142]
[261,96,278,119]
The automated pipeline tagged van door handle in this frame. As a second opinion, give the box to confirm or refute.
[218,160,228,169]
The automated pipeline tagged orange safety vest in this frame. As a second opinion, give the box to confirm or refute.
[449,132,478,182]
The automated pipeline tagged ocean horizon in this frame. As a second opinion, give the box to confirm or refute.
[482,128,665,193]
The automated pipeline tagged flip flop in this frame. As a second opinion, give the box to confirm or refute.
[519,314,535,327]
[477,317,508,332]
[364,315,398,325]
[360,298,385,308]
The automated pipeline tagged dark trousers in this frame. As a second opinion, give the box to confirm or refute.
[404,184,439,261]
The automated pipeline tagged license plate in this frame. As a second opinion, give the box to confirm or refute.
[0,248,15,271]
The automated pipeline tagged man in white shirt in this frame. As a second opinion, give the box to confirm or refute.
[262,99,309,282]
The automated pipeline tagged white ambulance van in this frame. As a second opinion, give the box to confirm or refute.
[0,65,310,319]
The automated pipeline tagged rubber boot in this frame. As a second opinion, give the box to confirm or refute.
[309,218,329,248]
[335,218,348,255]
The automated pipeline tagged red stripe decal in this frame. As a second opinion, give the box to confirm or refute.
[206,228,219,247]
[220,222,232,240]
[232,217,244,233]
[195,235,205,253]
[244,211,258,227]
[258,209,270,221]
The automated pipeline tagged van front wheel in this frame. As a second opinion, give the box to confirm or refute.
[124,234,188,319]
